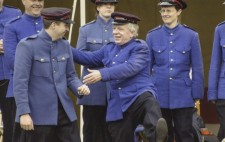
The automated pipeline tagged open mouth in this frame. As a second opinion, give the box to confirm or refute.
[114,36,121,39]
[31,5,42,9]
[162,17,170,20]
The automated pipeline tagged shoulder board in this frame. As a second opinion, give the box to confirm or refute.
[218,21,225,27]
[183,24,196,31]
[82,20,96,27]
[106,41,115,45]
[148,25,162,33]
[25,34,38,40]
[135,39,146,44]
[7,16,21,24]
[4,5,19,9]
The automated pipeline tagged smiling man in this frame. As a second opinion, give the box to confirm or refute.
[4,0,44,73]
[72,11,168,142]
[146,0,204,142]
[3,0,44,97]
[3,0,44,141]
[13,7,90,142]
[75,0,118,142]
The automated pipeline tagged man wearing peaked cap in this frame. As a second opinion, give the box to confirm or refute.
[3,0,44,142]
[13,7,90,142]
[146,0,204,142]
[73,0,118,142]
[72,11,168,142]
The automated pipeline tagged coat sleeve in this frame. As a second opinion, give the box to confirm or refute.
[66,43,83,97]
[13,40,32,116]
[191,33,204,99]
[72,47,104,67]
[146,33,154,74]
[208,27,221,101]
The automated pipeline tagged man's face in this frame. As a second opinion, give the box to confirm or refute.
[53,22,69,40]
[113,24,134,45]
[22,0,44,17]
[160,6,181,26]
[97,3,115,19]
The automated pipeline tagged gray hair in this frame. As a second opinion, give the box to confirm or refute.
[127,23,139,38]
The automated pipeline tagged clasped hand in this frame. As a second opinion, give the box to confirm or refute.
[78,84,90,95]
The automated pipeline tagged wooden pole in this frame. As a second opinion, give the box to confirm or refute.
[79,0,86,142]
[68,0,78,43]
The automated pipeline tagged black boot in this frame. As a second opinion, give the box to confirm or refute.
[156,118,168,142]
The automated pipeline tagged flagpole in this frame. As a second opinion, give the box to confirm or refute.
[79,0,86,142]
[68,0,78,43]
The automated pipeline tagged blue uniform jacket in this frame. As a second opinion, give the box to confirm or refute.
[146,24,204,109]
[72,39,157,122]
[76,16,114,106]
[208,21,225,101]
[14,30,83,125]
[3,13,43,97]
[0,6,21,80]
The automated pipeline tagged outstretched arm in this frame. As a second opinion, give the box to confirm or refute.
[71,47,104,67]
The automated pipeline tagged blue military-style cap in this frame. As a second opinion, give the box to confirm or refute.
[159,0,187,9]
[41,7,75,24]
[91,0,118,5]
[111,12,141,25]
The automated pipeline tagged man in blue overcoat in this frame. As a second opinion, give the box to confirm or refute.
[72,11,168,142]
[4,0,44,98]
[146,0,204,142]
[13,7,90,142]
[3,0,44,140]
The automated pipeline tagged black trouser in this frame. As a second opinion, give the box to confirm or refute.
[216,99,225,141]
[161,107,194,142]
[0,79,16,142]
[13,121,80,142]
[107,92,162,142]
[83,105,111,142]
[13,100,81,142]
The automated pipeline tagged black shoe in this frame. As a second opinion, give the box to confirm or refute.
[156,118,168,142]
